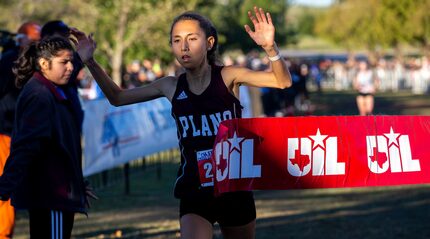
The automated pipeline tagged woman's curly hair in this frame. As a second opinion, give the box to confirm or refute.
[13,36,74,88]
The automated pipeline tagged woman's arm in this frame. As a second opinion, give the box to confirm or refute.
[84,58,176,106]
[70,29,176,106]
[224,7,292,90]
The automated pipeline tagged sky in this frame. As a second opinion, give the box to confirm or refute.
[293,0,334,7]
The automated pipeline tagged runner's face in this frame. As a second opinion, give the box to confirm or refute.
[171,20,208,68]
[40,50,74,85]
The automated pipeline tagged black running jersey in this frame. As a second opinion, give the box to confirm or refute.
[171,65,242,198]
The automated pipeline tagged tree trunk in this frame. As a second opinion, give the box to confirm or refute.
[110,0,129,86]
[111,48,123,86]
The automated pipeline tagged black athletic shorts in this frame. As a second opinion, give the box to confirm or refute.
[179,191,256,227]
[358,92,374,97]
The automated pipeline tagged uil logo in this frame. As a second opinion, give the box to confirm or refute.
[214,132,261,182]
[287,129,345,177]
[366,127,420,174]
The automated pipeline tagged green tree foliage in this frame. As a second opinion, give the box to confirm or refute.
[0,0,96,33]
[196,0,291,53]
[316,0,377,50]
[315,0,429,55]
[378,0,416,47]
[286,6,327,46]
[87,0,198,84]
[406,0,430,53]
[297,10,316,36]
[238,0,290,52]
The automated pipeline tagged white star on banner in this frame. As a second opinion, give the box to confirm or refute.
[384,127,400,147]
[309,128,328,149]
[228,132,244,151]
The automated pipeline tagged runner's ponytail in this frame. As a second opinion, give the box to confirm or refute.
[13,43,38,88]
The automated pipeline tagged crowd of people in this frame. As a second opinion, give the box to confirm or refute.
[325,56,430,95]
[82,52,429,118]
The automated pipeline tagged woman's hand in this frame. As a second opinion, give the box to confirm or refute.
[69,28,96,64]
[244,6,276,51]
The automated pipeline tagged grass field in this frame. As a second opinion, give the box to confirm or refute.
[13,89,430,238]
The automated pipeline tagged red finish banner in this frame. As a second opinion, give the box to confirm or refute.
[199,116,430,195]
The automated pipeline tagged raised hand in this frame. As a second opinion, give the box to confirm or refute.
[244,6,276,51]
[69,28,96,63]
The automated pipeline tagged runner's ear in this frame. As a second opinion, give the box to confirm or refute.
[207,36,215,51]
[39,58,49,71]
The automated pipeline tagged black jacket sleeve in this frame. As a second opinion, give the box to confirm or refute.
[0,90,53,200]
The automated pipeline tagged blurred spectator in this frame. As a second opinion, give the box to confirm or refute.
[77,68,103,100]
[123,60,146,88]
[41,20,69,38]
[392,58,404,92]
[333,60,347,91]
[353,60,379,115]
[0,21,41,239]
[152,59,165,79]
[246,50,264,117]
[223,55,234,66]
[375,58,388,92]
[282,62,300,116]
[421,56,430,93]
[142,59,156,82]
[220,54,253,117]
[310,63,322,94]
[294,63,311,114]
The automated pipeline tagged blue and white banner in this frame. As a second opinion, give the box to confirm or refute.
[81,88,252,176]
[82,98,178,176]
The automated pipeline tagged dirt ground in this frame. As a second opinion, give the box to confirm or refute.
[14,184,430,239]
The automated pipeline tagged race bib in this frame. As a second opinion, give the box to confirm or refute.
[196,149,214,187]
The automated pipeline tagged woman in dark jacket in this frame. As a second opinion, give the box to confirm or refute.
[0,36,96,239]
